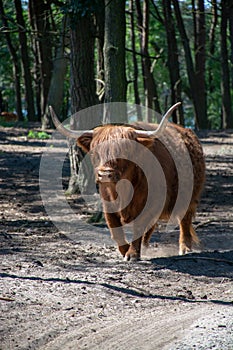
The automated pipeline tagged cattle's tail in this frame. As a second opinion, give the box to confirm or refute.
[190,224,199,244]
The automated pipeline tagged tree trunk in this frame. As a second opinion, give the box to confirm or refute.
[14,0,36,121]
[208,0,218,95]
[194,0,208,129]
[67,12,99,195]
[163,0,183,125]
[0,0,23,120]
[209,0,218,56]
[228,0,233,90]
[135,0,161,122]
[103,0,127,123]
[42,17,69,129]
[95,0,105,102]
[129,0,142,121]
[28,0,53,127]
[173,0,207,129]
[70,17,98,118]
[220,0,233,128]
[28,0,41,120]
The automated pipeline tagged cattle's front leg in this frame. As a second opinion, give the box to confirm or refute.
[124,236,142,261]
[124,224,145,261]
[104,213,130,257]
[125,224,156,261]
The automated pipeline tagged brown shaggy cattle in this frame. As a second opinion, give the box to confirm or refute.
[0,111,18,122]
[50,103,205,261]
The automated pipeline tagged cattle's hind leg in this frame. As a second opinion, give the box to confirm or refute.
[179,210,199,255]
[142,224,157,247]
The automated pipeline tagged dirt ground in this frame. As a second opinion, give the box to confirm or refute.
[0,125,233,350]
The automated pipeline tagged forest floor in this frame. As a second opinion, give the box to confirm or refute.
[0,125,233,350]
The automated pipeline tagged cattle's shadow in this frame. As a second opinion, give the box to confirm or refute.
[141,226,233,279]
[146,250,233,279]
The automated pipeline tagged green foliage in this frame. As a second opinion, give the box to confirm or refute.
[27,130,51,140]
[0,2,18,109]
[0,0,232,129]
[62,0,98,25]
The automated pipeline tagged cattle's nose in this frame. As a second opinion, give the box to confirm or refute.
[97,168,120,183]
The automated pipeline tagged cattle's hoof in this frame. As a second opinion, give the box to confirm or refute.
[179,244,191,255]
[124,252,140,262]
[119,243,130,257]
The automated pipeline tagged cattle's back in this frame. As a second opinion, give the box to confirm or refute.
[134,121,205,206]
[172,124,205,200]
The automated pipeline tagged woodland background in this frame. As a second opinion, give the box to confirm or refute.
[0,3,233,347]
[0,0,233,131]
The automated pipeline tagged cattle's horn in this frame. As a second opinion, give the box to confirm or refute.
[49,106,93,138]
[135,102,181,137]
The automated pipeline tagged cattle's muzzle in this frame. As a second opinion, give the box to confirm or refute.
[96,167,121,183]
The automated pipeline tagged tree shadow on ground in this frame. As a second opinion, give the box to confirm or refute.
[0,270,232,307]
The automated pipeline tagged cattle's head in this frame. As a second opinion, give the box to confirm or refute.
[77,125,156,184]
[49,103,181,184]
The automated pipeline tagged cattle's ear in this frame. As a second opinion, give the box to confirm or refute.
[77,133,93,152]
[136,137,154,148]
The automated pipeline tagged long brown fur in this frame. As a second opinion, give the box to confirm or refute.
[0,112,18,122]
